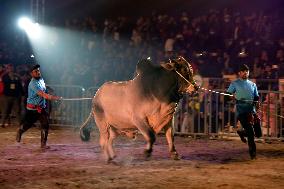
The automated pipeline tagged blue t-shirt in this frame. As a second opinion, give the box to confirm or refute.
[27,78,47,109]
[227,79,259,115]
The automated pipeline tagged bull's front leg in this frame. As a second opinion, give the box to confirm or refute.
[135,119,156,158]
[164,119,181,160]
[143,128,156,158]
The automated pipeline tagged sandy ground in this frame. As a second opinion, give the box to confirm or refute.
[0,125,284,189]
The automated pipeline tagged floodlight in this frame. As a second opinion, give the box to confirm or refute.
[18,17,41,39]
[18,17,33,30]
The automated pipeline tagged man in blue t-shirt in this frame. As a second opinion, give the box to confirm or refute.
[16,64,61,149]
[227,64,261,159]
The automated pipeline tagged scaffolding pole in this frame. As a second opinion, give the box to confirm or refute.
[30,0,45,24]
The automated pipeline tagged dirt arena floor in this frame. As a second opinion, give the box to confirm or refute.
[0,125,284,189]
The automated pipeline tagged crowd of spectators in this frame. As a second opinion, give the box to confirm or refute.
[1,7,284,90]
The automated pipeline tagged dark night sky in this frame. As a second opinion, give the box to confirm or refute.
[0,0,282,39]
[1,0,284,25]
[0,0,282,41]
[44,0,284,22]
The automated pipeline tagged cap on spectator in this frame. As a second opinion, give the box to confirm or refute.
[239,64,249,71]
[30,64,40,72]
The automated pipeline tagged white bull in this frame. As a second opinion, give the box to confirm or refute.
[80,57,198,162]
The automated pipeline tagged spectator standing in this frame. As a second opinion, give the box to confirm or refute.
[0,65,6,120]
[1,65,23,127]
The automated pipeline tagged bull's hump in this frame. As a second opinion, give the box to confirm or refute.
[136,59,157,74]
[104,80,129,86]
[135,70,179,103]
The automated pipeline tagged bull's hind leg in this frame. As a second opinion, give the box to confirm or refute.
[164,120,180,160]
[108,126,118,160]
[96,119,112,162]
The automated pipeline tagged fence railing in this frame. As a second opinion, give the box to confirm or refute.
[48,85,91,127]
[47,83,283,140]
[173,90,284,140]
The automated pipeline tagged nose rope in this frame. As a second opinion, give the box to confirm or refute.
[176,71,196,85]
[175,70,234,97]
[198,87,233,97]
[60,97,93,101]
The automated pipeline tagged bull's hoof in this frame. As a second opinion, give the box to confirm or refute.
[170,152,181,160]
[106,159,119,165]
[106,155,118,164]
[110,155,117,160]
[144,149,152,158]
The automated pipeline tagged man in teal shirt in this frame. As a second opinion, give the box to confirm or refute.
[16,64,61,149]
[227,64,261,159]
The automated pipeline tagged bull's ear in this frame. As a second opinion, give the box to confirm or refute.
[161,62,175,71]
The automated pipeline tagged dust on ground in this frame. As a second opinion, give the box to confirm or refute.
[0,125,283,189]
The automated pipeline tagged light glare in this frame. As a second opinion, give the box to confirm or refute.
[18,17,33,30]
[18,17,41,39]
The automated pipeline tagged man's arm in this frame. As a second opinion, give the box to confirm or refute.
[225,82,236,102]
[37,90,61,100]
[253,95,260,111]
[253,83,260,111]
[224,92,235,103]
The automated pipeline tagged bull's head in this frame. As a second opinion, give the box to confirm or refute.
[161,56,199,94]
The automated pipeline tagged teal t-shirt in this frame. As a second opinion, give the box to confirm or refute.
[227,79,259,115]
[27,78,47,109]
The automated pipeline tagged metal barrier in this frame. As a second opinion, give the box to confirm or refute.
[46,84,283,140]
[48,85,91,127]
[203,78,280,92]
[259,91,284,139]
[173,90,284,140]
[86,86,100,98]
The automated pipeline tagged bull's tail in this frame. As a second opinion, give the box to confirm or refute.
[80,110,93,141]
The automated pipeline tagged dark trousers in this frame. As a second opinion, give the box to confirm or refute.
[1,96,21,125]
[19,108,49,146]
[238,113,256,157]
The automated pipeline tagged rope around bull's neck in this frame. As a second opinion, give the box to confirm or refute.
[61,97,92,101]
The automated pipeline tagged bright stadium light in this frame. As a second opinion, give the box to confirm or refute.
[18,17,33,30]
[18,17,41,39]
